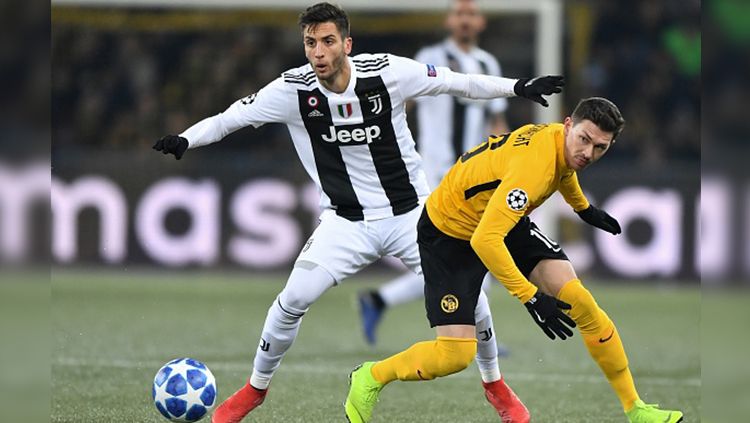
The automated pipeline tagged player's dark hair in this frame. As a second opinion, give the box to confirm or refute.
[571,97,625,140]
[299,2,350,39]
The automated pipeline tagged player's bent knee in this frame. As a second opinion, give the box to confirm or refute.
[278,288,313,314]
[558,279,606,335]
[279,264,335,311]
[434,337,477,376]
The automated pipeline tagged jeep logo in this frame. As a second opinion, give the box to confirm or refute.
[321,125,381,144]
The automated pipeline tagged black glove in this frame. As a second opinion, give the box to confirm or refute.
[524,292,576,340]
[513,75,565,107]
[576,205,622,235]
[153,135,189,160]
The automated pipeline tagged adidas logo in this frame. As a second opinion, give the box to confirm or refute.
[308,109,325,118]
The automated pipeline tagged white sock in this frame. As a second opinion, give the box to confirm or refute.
[249,370,272,391]
[250,297,304,390]
[377,272,424,307]
[475,290,502,383]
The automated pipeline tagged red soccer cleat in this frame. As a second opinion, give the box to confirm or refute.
[482,377,530,423]
[211,381,267,423]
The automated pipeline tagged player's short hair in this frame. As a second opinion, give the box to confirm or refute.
[571,97,625,140]
[299,2,350,39]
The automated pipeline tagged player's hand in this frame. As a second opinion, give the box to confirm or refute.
[153,135,189,160]
[513,75,564,107]
[576,205,622,235]
[524,292,576,340]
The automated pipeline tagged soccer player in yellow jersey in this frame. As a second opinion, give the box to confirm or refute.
[344,97,684,423]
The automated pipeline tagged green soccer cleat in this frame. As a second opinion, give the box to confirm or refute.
[626,399,683,423]
[344,362,384,423]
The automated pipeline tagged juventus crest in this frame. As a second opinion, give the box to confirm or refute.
[368,93,383,115]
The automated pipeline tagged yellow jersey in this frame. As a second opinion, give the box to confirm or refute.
[425,123,590,303]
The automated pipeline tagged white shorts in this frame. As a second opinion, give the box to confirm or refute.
[295,206,423,282]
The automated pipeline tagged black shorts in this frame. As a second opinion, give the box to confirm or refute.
[418,208,568,327]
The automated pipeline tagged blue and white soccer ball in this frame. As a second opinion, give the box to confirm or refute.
[152,358,218,422]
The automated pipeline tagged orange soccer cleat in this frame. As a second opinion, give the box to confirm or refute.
[211,381,267,423]
[482,377,530,423]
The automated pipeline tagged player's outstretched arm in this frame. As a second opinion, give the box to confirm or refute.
[513,75,565,107]
[153,135,189,160]
[390,54,565,105]
[576,205,622,235]
[152,77,291,161]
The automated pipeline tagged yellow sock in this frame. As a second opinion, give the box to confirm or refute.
[558,279,640,411]
[370,336,477,385]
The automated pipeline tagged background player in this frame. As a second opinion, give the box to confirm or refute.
[345,97,683,423]
[358,0,512,351]
[152,3,563,422]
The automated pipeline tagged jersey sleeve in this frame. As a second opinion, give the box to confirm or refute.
[389,54,517,100]
[390,54,455,98]
[180,77,290,149]
[485,57,508,114]
[559,171,590,212]
[412,49,437,106]
[469,162,547,303]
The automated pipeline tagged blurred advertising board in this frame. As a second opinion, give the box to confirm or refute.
[5,153,721,282]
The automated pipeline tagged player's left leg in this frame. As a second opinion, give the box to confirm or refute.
[530,259,683,422]
[250,263,336,390]
[345,327,478,423]
[214,212,381,423]
[212,263,336,423]
[347,207,527,423]
[379,207,505,375]
[378,207,507,369]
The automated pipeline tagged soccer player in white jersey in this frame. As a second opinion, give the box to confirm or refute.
[153,3,562,422]
[358,0,513,349]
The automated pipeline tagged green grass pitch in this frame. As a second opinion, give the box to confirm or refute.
[52,270,699,422]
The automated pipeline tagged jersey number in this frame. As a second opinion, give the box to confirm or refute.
[460,133,510,163]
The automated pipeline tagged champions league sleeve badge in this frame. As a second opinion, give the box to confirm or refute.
[426,64,437,77]
[506,188,529,211]
[241,92,257,105]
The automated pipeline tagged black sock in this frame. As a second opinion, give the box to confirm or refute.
[368,290,386,310]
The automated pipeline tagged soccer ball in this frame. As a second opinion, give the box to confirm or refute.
[152,358,218,422]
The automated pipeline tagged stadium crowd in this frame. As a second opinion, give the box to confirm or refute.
[52,1,699,165]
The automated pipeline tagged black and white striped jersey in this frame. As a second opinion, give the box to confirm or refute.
[180,52,518,221]
[415,39,508,188]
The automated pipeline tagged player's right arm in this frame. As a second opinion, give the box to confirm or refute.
[470,179,538,303]
[153,77,290,159]
[470,166,576,340]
